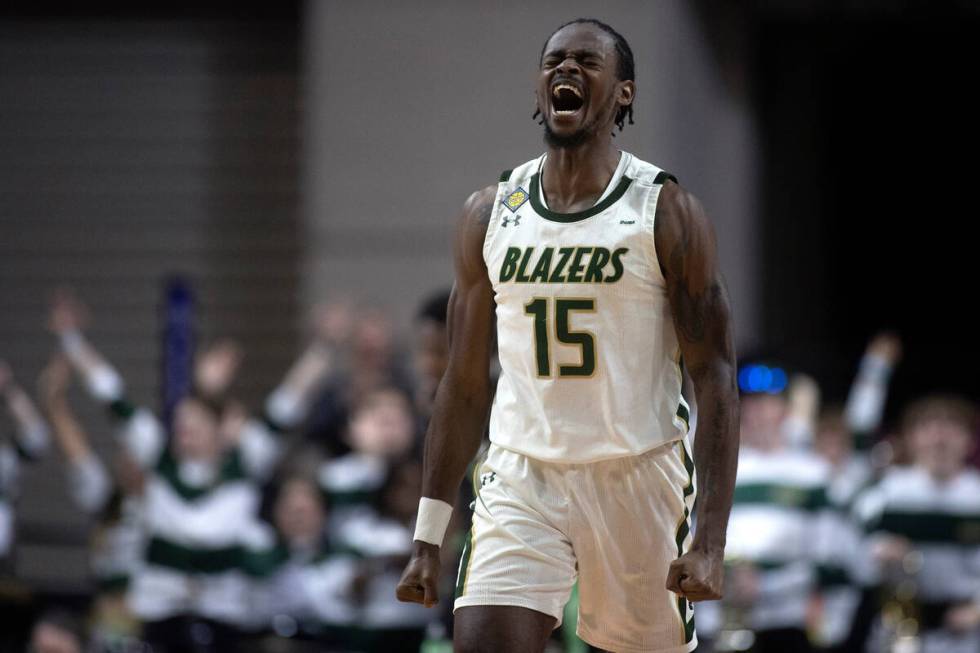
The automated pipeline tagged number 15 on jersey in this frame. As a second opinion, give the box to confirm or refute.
[524,298,597,378]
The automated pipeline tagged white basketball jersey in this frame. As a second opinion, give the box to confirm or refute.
[484,151,690,463]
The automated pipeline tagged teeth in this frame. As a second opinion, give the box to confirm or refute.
[552,83,583,98]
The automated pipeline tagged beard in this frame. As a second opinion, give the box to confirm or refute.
[543,121,591,149]
[542,109,606,149]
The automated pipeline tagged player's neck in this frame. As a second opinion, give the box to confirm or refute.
[542,138,621,214]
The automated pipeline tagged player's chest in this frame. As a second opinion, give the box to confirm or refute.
[487,203,652,289]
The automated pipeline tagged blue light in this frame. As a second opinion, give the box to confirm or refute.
[739,364,788,394]
[749,366,771,392]
[768,368,788,394]
[738,366,754,392]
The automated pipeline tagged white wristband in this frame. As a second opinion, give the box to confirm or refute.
[413,497,453,547]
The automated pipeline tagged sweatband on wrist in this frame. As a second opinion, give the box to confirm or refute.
[413,497,453,547]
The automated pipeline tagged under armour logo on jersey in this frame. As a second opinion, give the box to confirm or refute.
[502,187,529,212]
[501,215,522,228]
[480,471,497,487]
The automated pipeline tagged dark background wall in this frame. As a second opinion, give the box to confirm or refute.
[751,3,980,422]
[0,6,302,589]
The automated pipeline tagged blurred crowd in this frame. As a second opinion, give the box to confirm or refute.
[0,290,978,653]
[696,335,980,653]
[0,289,462,653]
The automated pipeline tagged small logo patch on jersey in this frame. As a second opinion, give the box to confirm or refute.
[501,215,521,228]
[502,187,529,212]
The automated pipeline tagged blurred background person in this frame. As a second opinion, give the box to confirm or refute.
[410,289,451,427]
[0,360,51,649]
[317,387,417,534]
[38,353,145,651]
[28,608,87,653]
[696,361,834,653]
[854,396,980,653]
[46,290,340,651]
[811,332,901,653]
[0,359,50,561]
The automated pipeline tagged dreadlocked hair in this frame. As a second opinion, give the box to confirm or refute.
[534,18,635,133]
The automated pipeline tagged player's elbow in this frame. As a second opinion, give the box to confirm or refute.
[689,358,737,398]
[438,364,492,405]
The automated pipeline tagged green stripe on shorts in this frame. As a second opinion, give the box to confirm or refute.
[673,441,697,645]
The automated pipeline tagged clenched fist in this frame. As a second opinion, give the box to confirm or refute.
[665,548,724,602]
[395,541,442,608]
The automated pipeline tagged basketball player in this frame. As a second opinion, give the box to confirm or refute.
[396,19,739,653]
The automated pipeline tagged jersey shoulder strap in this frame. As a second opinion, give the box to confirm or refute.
[622,154,678,188]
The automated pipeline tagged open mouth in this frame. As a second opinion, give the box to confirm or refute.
[551,83,585,115]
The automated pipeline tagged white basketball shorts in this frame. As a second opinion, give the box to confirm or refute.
[453,439,698,653]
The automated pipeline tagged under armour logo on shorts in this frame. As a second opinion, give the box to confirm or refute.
[480,471,497,487]
[501,215,521,228]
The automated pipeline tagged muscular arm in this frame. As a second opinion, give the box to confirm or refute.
[397,185,496,607]
[656,181,739,600]
[421,185,497,504]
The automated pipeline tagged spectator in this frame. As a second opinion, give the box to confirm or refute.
[47,290,337,651]
[811,332,901,652]
[0,359,50,560]
[304,304,413,456]
[29,608,86,653]
[252,473,361,651]
[317,386,416,532]
[697,364,834,653]
[38,354,145,650]
[411,289,451,424]
[854,395,980,653]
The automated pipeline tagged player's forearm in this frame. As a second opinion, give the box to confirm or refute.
[689,361,739,553]
[421,376,491,505]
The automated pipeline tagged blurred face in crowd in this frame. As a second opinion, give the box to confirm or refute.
[172,397,222,462]
[354,310,394,369]
[30,622,82,653]
[739,393,787,450]
[907,417,974,481]
[347,388,416,457]
[274,478,326,549]
[413,317,449,412]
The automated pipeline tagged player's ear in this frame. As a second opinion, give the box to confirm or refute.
[532,94,543,124]
[617,80,635,109]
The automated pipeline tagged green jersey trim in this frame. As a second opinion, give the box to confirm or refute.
[528,173,634,223]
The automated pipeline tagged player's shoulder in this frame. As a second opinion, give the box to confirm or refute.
[497,153,545,188]
[620,151,677,189]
